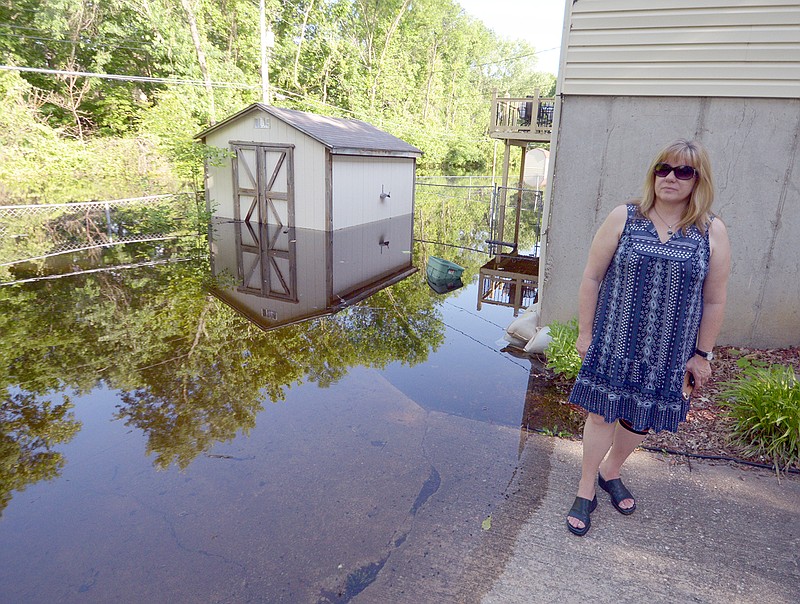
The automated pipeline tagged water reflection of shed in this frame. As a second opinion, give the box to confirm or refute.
[195,104,422,231]
[209,215,416,331]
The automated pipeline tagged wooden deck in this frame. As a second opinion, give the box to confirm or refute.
[489,90,554,143]
[480,90,548,316]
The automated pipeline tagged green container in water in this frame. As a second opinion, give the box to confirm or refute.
[426,256,464,285]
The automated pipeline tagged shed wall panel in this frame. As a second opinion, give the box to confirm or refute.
[331,214,413,296]
[331,156,415,230]
[562,0,800,98]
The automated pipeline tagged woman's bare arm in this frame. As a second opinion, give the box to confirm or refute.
[685,218,732,389]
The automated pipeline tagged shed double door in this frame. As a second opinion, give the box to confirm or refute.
[232,143,295,226]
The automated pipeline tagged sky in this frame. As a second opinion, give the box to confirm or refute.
[456,0,568,75]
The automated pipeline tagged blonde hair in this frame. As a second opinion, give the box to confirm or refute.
[638,139,715,233]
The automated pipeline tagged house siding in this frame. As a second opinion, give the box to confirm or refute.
[563,0,800,98]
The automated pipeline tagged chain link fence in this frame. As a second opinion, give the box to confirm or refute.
[415,178,543,254]
[1,184,542,284]
[0,193,201,268]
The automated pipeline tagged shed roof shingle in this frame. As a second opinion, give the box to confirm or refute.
[196,103,422,157]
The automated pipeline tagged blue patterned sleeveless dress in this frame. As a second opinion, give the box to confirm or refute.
[568,204,712,433]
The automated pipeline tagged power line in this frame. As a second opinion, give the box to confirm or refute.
[0,63,536,145]
[0,22,43,33]
[1,52,548,133]
[470,47,557,70]
[0,64,258,89]
[1,34,554,99]
[0,63,482,131]
[270,84,360,117]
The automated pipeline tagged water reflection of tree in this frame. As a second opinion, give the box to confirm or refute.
[0,190,507,478]
[0,391,81,516]
[0,238,444,473]
[113,274,443,470]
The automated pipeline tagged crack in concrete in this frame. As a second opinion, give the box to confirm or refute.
[410,466,442,516]
[595,100,616,221]
[317,419,443,604]
[749,108,800,342]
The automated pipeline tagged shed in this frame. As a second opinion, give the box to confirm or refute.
[195,104,423,231]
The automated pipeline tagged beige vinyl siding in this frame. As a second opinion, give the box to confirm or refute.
[562,0,800,97]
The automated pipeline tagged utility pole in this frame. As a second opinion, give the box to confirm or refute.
[260,0,275,104]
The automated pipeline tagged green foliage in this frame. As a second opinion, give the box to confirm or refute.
[545,318,583,380]
[0,391,82,516]
[719,360,800,472]
[414,184,492,250]
[539,425,572,438]
[0,124,183,205]
[442,141,490,175]
[136,87,208,183]
[1,0,556,196]
[0,231,445,471]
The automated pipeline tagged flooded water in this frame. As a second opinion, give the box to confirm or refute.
[0,188,581,602]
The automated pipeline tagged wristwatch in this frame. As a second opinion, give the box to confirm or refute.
[695,348,714,361]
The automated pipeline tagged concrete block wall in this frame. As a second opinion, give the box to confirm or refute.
[540,95,800,348]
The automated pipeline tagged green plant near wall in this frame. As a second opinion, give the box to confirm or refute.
[719,359,800,473]
[545,318,582,380]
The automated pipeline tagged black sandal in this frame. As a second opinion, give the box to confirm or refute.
[566,494,598,536]
[598,474,636,515]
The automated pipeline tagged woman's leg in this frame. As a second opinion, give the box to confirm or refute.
[568,413,616,530]
[598,422,647,510]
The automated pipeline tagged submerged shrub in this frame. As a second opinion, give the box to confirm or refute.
[719,361,800,473]
[545,318,582,380]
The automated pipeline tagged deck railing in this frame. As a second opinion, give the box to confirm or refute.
[489,90,555,141]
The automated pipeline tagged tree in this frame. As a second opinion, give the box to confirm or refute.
[1,0,558,192]
[179,0,216,123]
[0,228,447,471]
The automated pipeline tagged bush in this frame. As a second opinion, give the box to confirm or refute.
[719,360,800,472]
[544,318,582,380]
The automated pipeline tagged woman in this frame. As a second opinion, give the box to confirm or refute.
[565,139,731,536]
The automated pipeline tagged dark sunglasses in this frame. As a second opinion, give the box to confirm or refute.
[654,163,698,180]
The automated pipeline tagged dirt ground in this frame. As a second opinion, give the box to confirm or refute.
[551,346,800,473]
